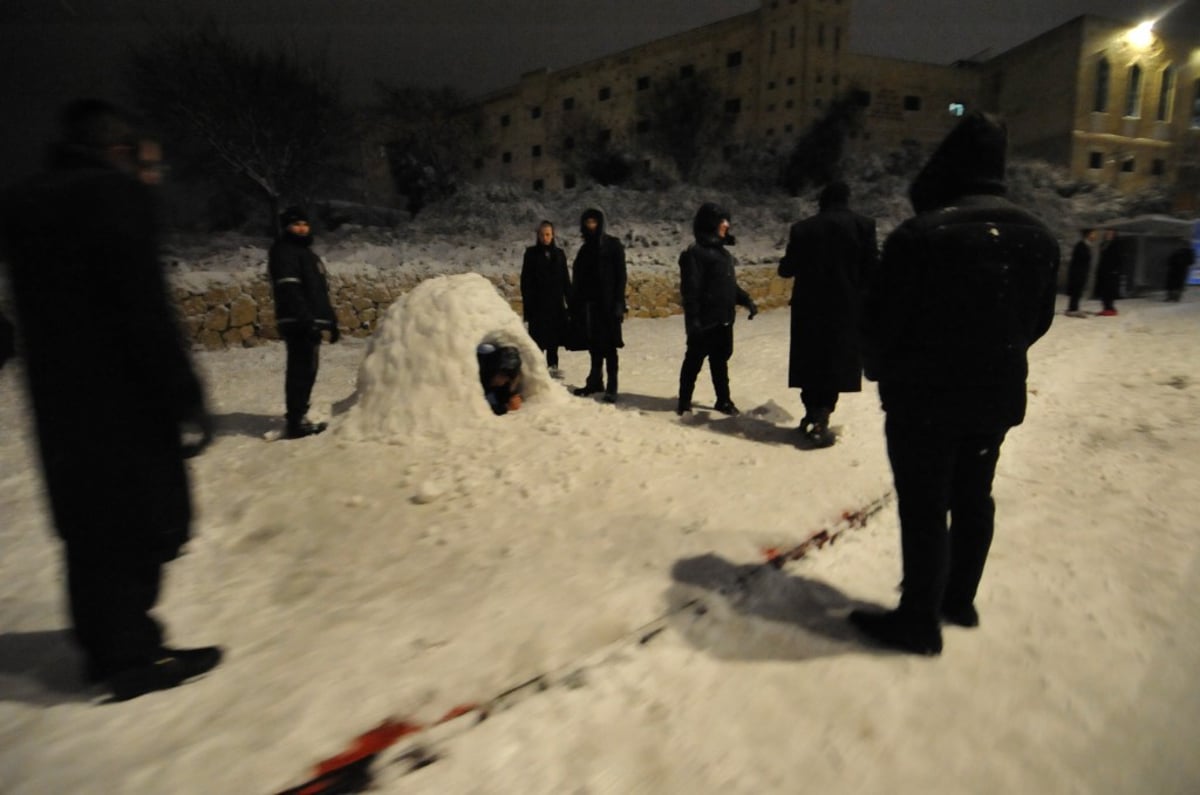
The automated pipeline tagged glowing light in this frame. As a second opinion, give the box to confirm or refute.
[1128,20,1156,49]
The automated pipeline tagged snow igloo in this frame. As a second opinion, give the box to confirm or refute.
[343,273,566,441]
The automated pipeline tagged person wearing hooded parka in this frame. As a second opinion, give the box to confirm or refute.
[676,202,757,416]
[853,111,1059,656]
[569,208,627,402]
[520,220,571,375]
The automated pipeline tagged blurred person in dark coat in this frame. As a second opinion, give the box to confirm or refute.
[854,111,1059,655]
[778,181,877,446]
[269,205,338,439]
[676,202,757,416]
[1064,227,1097,318]
[1165,238,1194,302]
[569,208,627,403]
[0,99,221,701]
[1095,230,1121,316]
[520,220,570,377]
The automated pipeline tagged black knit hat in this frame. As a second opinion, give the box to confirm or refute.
[279,206,309,227]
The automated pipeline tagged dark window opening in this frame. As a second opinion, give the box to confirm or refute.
[531,106,542,119]
[564,174,577,189]
[531,145,542,157]
[1121,158,1135,173]
[767,80,776,90]
[817,23,825,47]
[1125,63,1143,117]
[722,144,736,160]
[1088,151,1103,169]
[637,75,650,91]
[598,86,611,101]
[789,25,796,49]
[680,64,695,79]
[724,98,741,114]
[1157,66,1175,121]
[851,89,871,107]
[599,128,612,143]
[786,76,795,86]
[473,158,483,170]
[636,119,650,134]
[532,179,544,191]
[563,97,575,111]
[903,95,921,111]
[501,151,512,164]
[1094,58,1110,113]
[500,114,511,127]
[834,27,842,52]
[727,51,743,68]
[1152,158,1166,176]
[563,136,575,150]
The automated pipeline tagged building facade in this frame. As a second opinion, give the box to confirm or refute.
[458,1,1198,204]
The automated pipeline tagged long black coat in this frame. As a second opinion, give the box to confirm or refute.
[570,212,626,350]
[1066,239,1091,299]
[520,241,570,350]
[778,204,877,391]
[862,112,1059,430]
[1,149,206,561]
[268,235,335,335]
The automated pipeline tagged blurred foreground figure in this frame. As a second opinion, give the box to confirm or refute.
[0,99,221,701]
[855,111,1059,655]
[269,205,338,438]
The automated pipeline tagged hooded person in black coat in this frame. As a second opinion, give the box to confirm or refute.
[520,220,571,374]
[852,111,1059,655]
[778,181,877,445]
[677,202,757,415]
[1064,227,1096,316]
[269,205,338,438]
[0,99,221,700]
[569,208,627,402]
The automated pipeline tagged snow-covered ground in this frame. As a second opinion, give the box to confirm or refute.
[1,272,1198,793]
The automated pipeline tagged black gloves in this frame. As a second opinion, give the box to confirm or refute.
[180,408,214,459]
[328,325,340,344]
[747,300,759,320]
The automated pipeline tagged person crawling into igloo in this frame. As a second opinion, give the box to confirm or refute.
[477,341,523,415]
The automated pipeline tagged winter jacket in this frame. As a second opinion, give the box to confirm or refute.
[570,208,627,349]
[0,146,207,560]
[679,203,753,335]
[269,234,336,336]
[862,111,1059,430]
[520,238,571,350]
[778,197,877,391]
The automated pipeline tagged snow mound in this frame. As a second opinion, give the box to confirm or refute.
[343,272,567,441]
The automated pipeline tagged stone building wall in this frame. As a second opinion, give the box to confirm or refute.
[171,265,795,350]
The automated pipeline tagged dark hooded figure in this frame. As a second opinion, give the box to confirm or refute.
[1065,227,1096,316]
[569,207,627,402]
[1095,229,1121,315]
[677,202,758,415]
[0,99,221,701]
[778,181,877,446]
[268,205,338,438]
[1165,239,1195,302]
[853,111,1059,656]
[520,220,571,375]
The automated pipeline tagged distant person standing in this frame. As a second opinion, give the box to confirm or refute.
[570,208,627,403]
[1064,227,1097,318]
[1165,238,1195,302]
[269,206,338,438]
[676,202,757,416]
[520,220,571,377]
[0,99,221,700]
[854,112,1059,655]
[778,181,877,447]
[1096,230,1121,316]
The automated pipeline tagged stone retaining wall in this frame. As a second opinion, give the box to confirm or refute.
[172,266,795,350]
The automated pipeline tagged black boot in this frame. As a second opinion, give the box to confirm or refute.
[713,399,740,416]
[940,602,980,628]
[848,609,942,655]
[573,379,604,397]
[286,419,327,439]
[105,645,224,702]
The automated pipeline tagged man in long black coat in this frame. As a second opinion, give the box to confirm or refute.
[570,208,627,403]
[1165,239,1194,302]
[269,206,338,438]
[778,181,877,446]
[0,99,221,700]
[677,202,757,415]
[853,111,1059,655]
[1064,227,1096,317]
[520,220,571,376]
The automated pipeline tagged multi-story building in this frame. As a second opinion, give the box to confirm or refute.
[457,1,1198,206]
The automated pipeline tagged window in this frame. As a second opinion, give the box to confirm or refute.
[724,98,741,114]
[680,64,695,79]
[770,30,777,55]
[500,114,511,128]
[722,144,736,160]
[727,51,742,68]
[832,73,840,87]
[851,89,871,107]
[1152,159,1166,176]
[784,123,794,133]
[531,144,542,158]
[530,106,542,120]
[786,100,794,109]
[564,173,577,189]
[1158,66,1175,121]
[563,136,575,150]
[789,25,796,49]
[1094,58,1110,113]
[948,102,965,117]
[636,119,650,134]
[1121,158,1135,173]
[767,81,776,90]
[532,179,544,191]
[767,103,776,112]
[1124,64,1143,117]
[816,71,823,84]
[817,23,825,47]
[598,86,611,101]
[637,75,650,91]
[473,158,483,170]
[766,128,775,136]
[904,95,921,111]
[562,97,575,111]
[786,76,795,86]
[599,128,612,143]
[1088,151,1103,169]
[834,27,842,52]
[501,151,512,164]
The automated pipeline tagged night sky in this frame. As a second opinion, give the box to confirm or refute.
[0,0,1194,185]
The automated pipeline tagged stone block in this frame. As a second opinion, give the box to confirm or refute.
[204,305,231,331]
[229,294,258,327]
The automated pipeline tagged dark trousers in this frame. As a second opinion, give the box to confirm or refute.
[65,538,165,674]
[800,386,839,421]
[1097,268,1119,311]
[284,330,319,423]
[885,415,1006,621]
[544,346,560,369]
[586,348,619,395]
[679,324,734,405]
